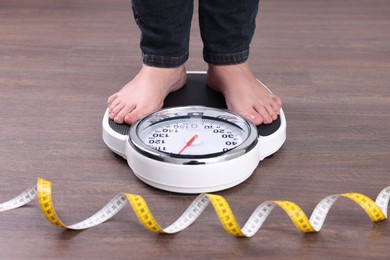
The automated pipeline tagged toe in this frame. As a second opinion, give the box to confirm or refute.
[249,113,264,125]
[240,109,263,125]
[124,112,139,125]
[108,98,122,114]
[109,102,125,121]
[266,104,278,121]
[107,93,118,106]
[254,105,273,124]
[272,95,283,113]
[114,104,135,124]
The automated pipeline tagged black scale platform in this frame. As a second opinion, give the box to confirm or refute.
[108,72,281,136]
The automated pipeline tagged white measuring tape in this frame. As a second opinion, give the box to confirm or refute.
[1,178,389,236]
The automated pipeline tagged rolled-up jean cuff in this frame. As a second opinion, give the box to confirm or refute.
[142,52,189,68]
[203,49,249,65]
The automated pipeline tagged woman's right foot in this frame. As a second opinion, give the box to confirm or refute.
[107,65,187,125]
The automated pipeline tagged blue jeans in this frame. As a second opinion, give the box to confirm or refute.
[131,0,259,68]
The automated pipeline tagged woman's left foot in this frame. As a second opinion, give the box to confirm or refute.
[206,63,282,125]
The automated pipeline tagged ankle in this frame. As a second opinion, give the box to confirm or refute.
[141,64,186,74]
[208,62,249,72]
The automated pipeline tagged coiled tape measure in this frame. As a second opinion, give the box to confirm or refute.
[1,178,389,236]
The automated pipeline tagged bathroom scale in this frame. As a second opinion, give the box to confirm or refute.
[102,72,286,193]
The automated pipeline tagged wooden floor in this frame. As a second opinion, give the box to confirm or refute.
[1,0,390,258]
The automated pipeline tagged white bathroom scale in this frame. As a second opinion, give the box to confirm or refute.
[102,72,286,193]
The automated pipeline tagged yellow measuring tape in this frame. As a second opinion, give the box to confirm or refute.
[1,178,389,237]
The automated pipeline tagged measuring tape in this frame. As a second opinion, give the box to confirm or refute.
[0,178,389,237]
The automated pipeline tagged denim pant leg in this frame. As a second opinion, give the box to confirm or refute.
[199,0,260,65]
[131,0,193,68]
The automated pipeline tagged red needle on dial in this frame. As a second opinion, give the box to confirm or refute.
[178,134,199,155]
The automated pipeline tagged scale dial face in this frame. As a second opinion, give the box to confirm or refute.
[129,106,258,164]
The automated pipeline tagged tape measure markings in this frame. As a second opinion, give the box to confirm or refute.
[37,178,65,228]
[341,193,386,222]
[207,194,244,237]
[376,187,390,218]
[126,194,164,233]
[0,184,37,211]
[1,178,389,237]
[163,194,209,234]
[241,202,275,237]
[309,195,339,231]
[274,201,316,233]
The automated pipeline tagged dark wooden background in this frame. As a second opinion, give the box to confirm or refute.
[1,0,389,259]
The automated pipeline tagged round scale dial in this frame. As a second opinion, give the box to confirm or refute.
[129,106,258,164]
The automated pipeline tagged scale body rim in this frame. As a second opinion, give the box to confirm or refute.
[102,72,286,193]
[102,107,286,193]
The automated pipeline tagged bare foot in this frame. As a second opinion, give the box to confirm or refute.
[206,63,282,125]
[107,65,187,125]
